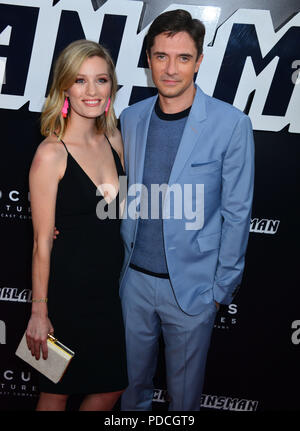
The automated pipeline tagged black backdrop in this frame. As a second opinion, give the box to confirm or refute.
[0,0,299,412]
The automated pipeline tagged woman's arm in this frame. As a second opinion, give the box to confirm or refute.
[26,140,66,360]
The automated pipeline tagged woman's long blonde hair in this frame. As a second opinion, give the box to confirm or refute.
[41,39,118,139]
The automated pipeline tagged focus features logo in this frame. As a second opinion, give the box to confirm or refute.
[214,304,238,330]
[0,189,31,221]
[291,320,300,345]
[0,370,38,398]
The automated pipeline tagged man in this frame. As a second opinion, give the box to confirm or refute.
[120,9,254,411]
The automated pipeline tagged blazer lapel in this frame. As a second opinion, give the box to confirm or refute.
[168,86,207,185]
[134,96,157,186]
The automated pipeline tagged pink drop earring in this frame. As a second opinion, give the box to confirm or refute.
[62,97,69,118]
[105,97,111,116]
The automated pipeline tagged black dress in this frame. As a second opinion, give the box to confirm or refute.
[39,136,128,394]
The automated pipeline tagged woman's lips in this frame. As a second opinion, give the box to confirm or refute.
[83,99,101,106]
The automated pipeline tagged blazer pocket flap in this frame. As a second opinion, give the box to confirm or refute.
[197,232,221,252]
[190,160,221,174]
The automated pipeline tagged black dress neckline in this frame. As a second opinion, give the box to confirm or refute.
[58,135,124,196]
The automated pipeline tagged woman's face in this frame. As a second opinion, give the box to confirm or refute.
[65,55,111,120]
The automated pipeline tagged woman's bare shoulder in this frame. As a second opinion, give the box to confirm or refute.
[34,135,66,162]
[30,135,67,176]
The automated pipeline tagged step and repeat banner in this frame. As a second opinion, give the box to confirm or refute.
[0,0,299,411]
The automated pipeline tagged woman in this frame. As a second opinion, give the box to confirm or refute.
[26,40,128,410]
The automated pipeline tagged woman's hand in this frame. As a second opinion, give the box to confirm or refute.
[53,226,59,239]
[26,315,54,360]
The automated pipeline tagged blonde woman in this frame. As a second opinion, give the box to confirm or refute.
[26,40,128,410]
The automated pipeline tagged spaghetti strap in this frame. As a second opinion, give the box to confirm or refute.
[60,138,69,154]
[54,132,69,154]
[104,134,124,176]
[104,134,112,147]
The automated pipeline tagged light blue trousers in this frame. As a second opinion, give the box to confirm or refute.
[120,267,217,411]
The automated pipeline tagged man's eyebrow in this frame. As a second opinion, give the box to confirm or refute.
[152,51,194,57]
[152,51,167,56]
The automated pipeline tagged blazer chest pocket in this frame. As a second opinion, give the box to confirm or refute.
[189,160,221,176]
[197,232,220,253]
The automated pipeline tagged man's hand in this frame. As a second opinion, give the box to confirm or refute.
[53,226,59,239]
[215,301,220,310]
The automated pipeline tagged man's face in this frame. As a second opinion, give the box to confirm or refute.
[147,31,203,101]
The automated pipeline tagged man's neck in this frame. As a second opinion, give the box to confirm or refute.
[158,84,196,114]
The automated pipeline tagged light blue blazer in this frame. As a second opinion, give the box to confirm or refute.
[119,85,254,315]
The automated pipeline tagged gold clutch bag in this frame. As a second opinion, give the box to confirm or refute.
[15,333,75,384]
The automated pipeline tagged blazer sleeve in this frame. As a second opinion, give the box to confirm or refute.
[213,114,255,305]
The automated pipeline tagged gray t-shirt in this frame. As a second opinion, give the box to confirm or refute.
[130,100,191,274]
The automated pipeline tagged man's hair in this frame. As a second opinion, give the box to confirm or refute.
[146,9,205,59]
